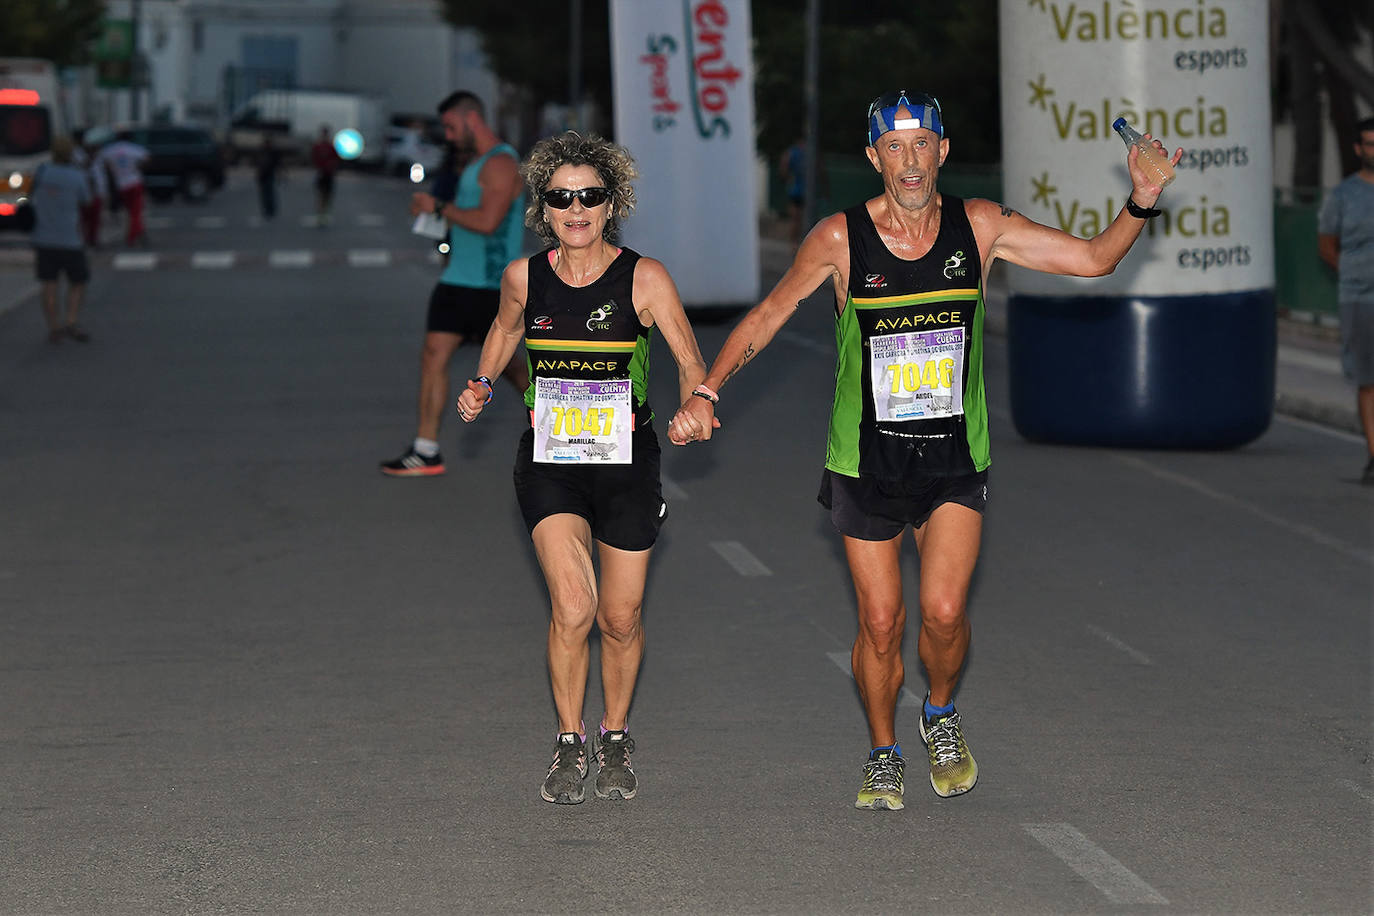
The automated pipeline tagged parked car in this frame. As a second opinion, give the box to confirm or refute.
[115,125,225,202]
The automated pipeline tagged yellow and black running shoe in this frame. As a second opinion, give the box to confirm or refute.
[918,706,978,797]
[854,747,905,810]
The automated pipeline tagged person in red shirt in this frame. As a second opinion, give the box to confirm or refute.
[310,125,342,226]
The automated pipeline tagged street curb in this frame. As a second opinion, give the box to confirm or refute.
[1274,392,1360,435]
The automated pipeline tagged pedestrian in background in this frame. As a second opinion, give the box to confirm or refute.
[93,130,149,246]
[380,90,528,477]
[30,135,93,344]
[73,128,108,248]
[1317,116,1374,485]
[255,134,282,220]
[311,125,341,226]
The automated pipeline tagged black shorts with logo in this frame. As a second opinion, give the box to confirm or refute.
[514,423,667,551]
[818,467,988,541]
[426,282,500,340]
[34,247,90,284]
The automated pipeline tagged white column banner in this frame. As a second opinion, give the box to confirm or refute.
[610,0,759,306]
[997,0,1273,298]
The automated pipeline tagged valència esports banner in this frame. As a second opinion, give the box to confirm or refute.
[997,0,1274,298]
[610,0,759,307]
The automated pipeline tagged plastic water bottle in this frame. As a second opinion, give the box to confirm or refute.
[1112,117,1175,188]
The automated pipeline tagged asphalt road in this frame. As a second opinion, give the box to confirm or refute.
[1,170,1370,914]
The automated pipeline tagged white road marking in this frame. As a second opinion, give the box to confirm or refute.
[826,651,922,707]
[1338,779,1374,807]
[190,251,235,269]
[660,472,686,501]
[357,213,386,227]
[710,541,771,576]
[112,252,157,270]
[299,214,320,228]
[193,215,226,229]
[1023,823,1168,905]
[1084,624,1153,665]
[144,216,174,230]
[1111,453,1372,567]
[268,250,313,268]
[777,329,831,355]
[346,249,391,267]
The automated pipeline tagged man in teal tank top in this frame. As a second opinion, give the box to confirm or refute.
[671,90,1181,810]
[381,91,528,477]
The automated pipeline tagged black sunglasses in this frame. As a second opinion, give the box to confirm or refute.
[541,187,612,209]
[867,90,941,120]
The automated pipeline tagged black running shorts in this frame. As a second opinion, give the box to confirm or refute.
[34,247,90,284]
[426,282,500,340]
[514,424,667,551]
[818,467,988,541]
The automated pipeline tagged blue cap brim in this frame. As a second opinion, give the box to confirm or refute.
[868,100,943,145]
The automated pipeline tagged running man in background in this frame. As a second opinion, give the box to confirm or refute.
[380,90,528,477]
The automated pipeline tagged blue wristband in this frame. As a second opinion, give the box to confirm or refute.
[473,376,493,404]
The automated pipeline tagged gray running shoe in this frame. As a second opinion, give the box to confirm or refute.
[918,703,978,798]
[540,732,588,804]
[594,729,637,800]
[855,747,905,810]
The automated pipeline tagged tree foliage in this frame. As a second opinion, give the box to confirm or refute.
[0,0,107,67]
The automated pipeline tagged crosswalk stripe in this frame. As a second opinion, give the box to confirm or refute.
[111,252,158,270]
[190,251,235,269]
[346,249,391,267]
[268,250,313,268]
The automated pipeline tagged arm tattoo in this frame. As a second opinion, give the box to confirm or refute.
[723,343,757,383]
[1000,205,1017,218]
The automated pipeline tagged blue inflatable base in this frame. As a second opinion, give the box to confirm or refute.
[1006,289,1276,449]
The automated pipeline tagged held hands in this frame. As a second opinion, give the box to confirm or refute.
[456,378,492,423]
[668,395,721,446]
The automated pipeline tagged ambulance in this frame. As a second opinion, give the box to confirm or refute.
[0,58,64,232]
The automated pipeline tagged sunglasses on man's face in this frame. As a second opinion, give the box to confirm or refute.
[541,187,612,209]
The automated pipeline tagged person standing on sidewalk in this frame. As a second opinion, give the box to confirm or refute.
[255,134,282,221]
[670,90,1180,811]
[380,90,528,477]
[311,125,341,226]
[456,131,712,804]
[73,129,108,248]
[93,131,149,246]
[30,136,93,344]
[1318,116,1374,484]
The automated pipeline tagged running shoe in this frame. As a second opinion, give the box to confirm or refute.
[540,732,589,805]
[594,729,637,800]
[1362,456,1374,486]
[918,703,978,797]
[379,446,445,477]
[854,747,905,810]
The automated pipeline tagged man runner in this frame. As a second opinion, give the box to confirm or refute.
[669,90,1180,809]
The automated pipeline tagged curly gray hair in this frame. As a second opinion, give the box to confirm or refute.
[521,131,638,245]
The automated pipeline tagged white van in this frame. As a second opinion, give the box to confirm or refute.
[228,89,388,166]
[0,58,64,231]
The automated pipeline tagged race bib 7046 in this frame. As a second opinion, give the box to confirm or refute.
[869,328,965,422]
